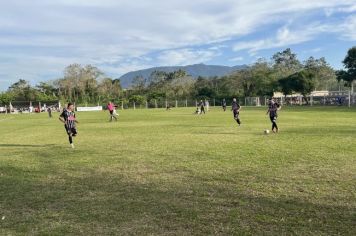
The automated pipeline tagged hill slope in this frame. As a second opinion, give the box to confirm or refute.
[119,64,247,87]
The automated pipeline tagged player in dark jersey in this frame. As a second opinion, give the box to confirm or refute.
[199,100,205,114]
[59,103,79,148]
[266,98,281,133]
[231,98,241,126]
[222,99,227,111]
[47,107,52,118]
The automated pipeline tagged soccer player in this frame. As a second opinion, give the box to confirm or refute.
[222,99,227,111]
[231,98,241,126]
[47,107,52,118]
[107,101,118,122]
[59,103,78,148]
[266,98,281,133]
[199,100,205,114]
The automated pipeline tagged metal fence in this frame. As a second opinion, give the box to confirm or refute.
[0,101,61,113]
[2,93,356,114]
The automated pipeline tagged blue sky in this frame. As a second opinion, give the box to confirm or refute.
[0,0,355,91]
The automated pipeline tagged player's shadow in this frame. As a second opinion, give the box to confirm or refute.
[1,167,354,235]
[0,144,59,148]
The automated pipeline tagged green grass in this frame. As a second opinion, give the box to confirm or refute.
[0,107,355,235]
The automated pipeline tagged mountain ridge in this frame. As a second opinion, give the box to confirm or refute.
[119,63,247,87]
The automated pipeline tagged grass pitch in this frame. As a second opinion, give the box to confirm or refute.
[0,107,355,235]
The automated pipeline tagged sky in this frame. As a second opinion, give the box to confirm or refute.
[0,0,355,91]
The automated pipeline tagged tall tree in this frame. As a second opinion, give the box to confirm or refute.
[8,79,36,101]
[278,70,315,104]
[304,57,336,90]
[337,47,356,93]
[131,76,146,94]
[272,48,302,79]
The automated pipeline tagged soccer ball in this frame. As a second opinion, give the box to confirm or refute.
[264,129,270,134]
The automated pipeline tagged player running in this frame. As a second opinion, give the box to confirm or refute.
[222,99,227,111]
[266,98,281,133]
[59,103,79,148]
[231,98,241,126]
[107,101,118,122]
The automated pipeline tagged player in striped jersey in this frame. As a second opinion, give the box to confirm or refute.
[59,103,79,148]
[231,98,241,126]
[266,98,281,133]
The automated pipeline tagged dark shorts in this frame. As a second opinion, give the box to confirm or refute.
[110,110,114,115]
[65,125,77,136]
[270,115,277,123]
[233,110,240,119]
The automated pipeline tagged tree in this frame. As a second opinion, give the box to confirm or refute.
[304,57,336,90]
[98,78,122,102]
[0,92,14,104]
[59,64,104,103]
[278,76,294,97]
[193,76,216,99]
[131,76,146,94]
[8,79,37,101]
[279,70,315,104]
[129,95,146,105]
[337,47,356,93]
[36,82,58,97]
[272,48,302,79]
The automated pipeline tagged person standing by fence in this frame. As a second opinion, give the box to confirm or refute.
[199,100,205,114]
[222,99,227,111]
[47,107,52,118]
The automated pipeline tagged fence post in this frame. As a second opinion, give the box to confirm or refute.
[349,90,351,108]
[121,101,124,110]
[195,100,198,107]
[245,97,247,106]
[185,99,188,107]
[165,100,168,108]
[213,98,216,107]
[133,102,136,110]
[146,101,148,109]
[155,99,157,108]
[310,95,313,106]
[175,100,178,108]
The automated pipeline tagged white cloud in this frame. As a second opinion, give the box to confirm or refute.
[0,0,356,89]
[340,15,356,40]
[233,23,329,54]
[325,3,356,16]
[157,49,218,66]
[229,57,244,62]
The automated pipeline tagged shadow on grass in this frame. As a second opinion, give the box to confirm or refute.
[0,144,60,148]
[0,166,354,235]
[284,127,356,136]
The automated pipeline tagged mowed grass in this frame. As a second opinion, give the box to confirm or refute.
[0,107,355,235]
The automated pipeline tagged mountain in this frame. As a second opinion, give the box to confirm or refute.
[118,64,247,88]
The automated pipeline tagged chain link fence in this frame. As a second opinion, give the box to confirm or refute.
[2,92,356,114]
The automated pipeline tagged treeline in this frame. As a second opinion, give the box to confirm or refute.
[1,47,355,105]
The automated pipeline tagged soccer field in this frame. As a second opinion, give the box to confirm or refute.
[0,107,355,235]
